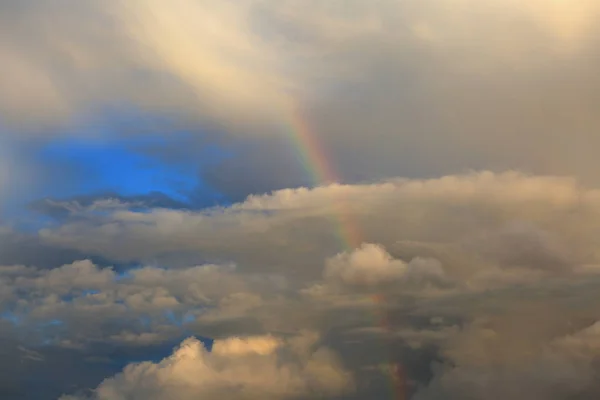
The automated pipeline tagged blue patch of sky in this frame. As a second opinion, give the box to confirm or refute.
[40,319,64,327]
[164,309,178,325]
[138,316,152,328]
[37,135,199,203]
[182,313,196,324]
[113,264,148,281]
[60,293,77,302]
[109,335,215,368]
[60,290,100,302]
[202,337,215,352]
[114,269,134,281]
[163,309,200,327]
[0,311,22,325]
[1,109,234,227]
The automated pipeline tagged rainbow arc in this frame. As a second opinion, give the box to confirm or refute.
[284,103,408,400]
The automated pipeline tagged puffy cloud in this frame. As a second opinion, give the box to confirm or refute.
[324,244,446,288]
[61,332,353,400]
[0,260,262,347]
[324,244,411,287]
[5,171,600,399]
[211,335,281,356]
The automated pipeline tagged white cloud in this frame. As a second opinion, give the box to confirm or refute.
[211,335,281,356]
[61,332,353,400]
[323,243,446,289]
[324,243,410,287]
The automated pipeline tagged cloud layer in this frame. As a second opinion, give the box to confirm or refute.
[3,0,600,197]
[3,0,599,128]
[2,172,600,398]
[38,171,600,281]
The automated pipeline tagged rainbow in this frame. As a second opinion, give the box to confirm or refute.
[287,105,362,250]
[285,104,407,400]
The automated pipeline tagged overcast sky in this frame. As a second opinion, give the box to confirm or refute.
[1,1,600,399]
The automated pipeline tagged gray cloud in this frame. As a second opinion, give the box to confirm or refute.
[1,171,598,398]
[0,228,113,270]
[29,193,191,221]
[2,0,600,195]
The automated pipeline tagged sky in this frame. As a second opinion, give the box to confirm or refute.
[1,0,600,399]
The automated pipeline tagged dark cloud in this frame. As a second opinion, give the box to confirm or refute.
[29,192,192,221]
[0,316,216,400]
[0,229,112,270]
[2,0,600,199]
[200,136,312,201]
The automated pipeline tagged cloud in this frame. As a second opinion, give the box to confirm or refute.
[324,244,410,287]
[0,0,295,131]
[29,194,191,222]
[0,227,113,269]
[60,331,353,400]
[3,0,600,193]
[467,221,572,272]
[0,260,258,347]
[4,171,600,397]
[411,314,600,400]
[37,171,600,282]
[16,171,600,398]
[323,243,446,288]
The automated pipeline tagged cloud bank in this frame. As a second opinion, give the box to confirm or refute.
[1,172,600,398]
